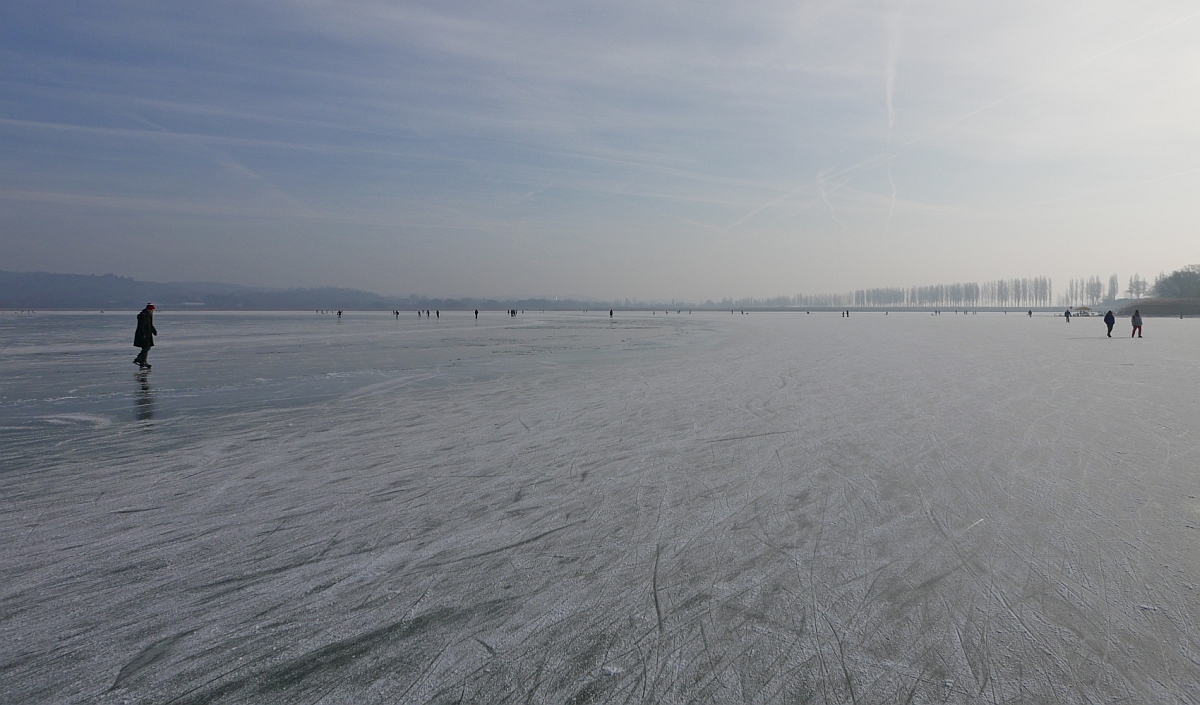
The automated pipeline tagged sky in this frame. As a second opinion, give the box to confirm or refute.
[2,0,1199,301]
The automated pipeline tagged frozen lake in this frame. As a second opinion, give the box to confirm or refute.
[2,310,1199,703]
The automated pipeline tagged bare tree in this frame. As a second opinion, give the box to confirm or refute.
[1126,274,1147,299]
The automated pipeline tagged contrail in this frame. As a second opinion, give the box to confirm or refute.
[724,152,886,233]
[884,7,901,137]
[817,169,849,230]
[883,4,903,236]
[121,113,314,215]
[727,6,1200,228]
[900,7,1200,148]
[723,181,818,232]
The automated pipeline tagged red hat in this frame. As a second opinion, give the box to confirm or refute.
[146,303,155,310]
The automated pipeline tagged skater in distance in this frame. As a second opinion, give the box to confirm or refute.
[133,303,157,369]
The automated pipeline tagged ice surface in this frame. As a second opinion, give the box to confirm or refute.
[2,310,1199,703]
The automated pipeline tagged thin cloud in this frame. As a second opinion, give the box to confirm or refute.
[3,0,1200,297]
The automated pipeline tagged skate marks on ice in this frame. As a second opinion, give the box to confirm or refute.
[1,313,1199,702]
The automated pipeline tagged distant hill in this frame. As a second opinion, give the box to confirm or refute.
[0,271,256,309]
[0,271,609,311]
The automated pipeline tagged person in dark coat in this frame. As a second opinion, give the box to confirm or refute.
[1103,310,1115,337]
[133,303,157,368]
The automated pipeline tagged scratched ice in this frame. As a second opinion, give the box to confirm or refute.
[2,310,1199,703]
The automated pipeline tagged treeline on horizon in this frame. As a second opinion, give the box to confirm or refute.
[734,268,1199,309]
[855,277,1053,308]
[733,277,1054,309]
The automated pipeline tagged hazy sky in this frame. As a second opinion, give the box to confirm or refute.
[2,1,1198,300]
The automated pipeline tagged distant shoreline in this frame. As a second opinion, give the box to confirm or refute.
[5,306,1192,316]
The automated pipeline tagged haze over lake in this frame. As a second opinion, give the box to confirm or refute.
[3,311,1199,702]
